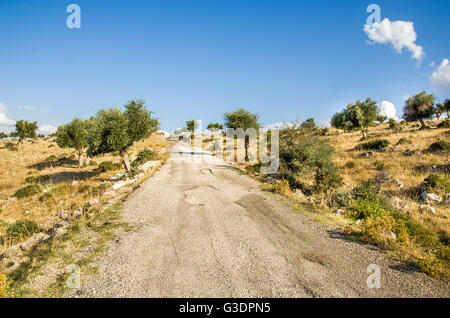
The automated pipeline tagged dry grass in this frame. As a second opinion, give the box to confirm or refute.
[0,134,167,252]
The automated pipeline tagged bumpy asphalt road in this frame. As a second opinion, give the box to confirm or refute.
[68,142,449,297]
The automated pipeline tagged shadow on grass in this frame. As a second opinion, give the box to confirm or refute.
[27,158,79,171]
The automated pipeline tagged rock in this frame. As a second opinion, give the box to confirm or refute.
[2,244,23,258]
[263,177,277,184]
[383,231,397,241]
[390,197,408,212]
[418,164,450,174]
[374,170,390,186]
[333,209,345,216]
[306,196,317,203]
[445,193,450,204]
[356,219,362,225]
[20,232,50,251]
[294,189,305,199]
[139,161,159,172]
[72,180,79,186]
[421,192,442,204]
[54,227,67,237]
[419,204,436,215]
[71,208,83,219]
[391,179,404,188]
[101,190,118,200]
[88,198,99,206]
[117,186,133,194]
[3,261,21,275]
[112,179,136,190]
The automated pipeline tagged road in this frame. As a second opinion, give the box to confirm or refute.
[69,141,449,297]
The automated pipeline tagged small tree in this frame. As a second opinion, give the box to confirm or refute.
[88,99,159,172]
[13,120,38,146]
[376,115,388,123]
[0,132,8,139]
[300,118,316,130]
[224,108,260,161]
[403,91,435,129]
[207,123,223,131]
[443,99,450,118]
[186,120,199,133]
[56,118,90,168]
[331,98,379,139]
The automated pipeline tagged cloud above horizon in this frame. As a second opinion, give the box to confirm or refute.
[431,58,450,91]
[364,18,425,63]
[37,125,57,135]
[379,101,398,120]
[0,102,16,126]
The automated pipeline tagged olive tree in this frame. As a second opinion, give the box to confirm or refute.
[0,132,8,139]
[55,118,90,168]
[13,120,38,146]
[186,120,199,133]
[300,118,316,130]
[224,108,260,162]
[207,123,223,131]
[331,98,379,139]
[443,99,450,118]
[88,99,159,172]
[403,91,435,129]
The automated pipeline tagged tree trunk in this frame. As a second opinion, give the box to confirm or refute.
[121,151,131,172]
[419,119,428,130]
[244,137,249,162]
[361,130,367,139]
[77,149,83,168]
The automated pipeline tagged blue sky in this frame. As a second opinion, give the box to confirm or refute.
[0,0,449,133]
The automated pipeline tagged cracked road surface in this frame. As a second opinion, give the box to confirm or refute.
[69,142,449,297]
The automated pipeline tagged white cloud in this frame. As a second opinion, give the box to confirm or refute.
[379,101,398,120]
[317,119,331,128]
[262,122,299,131]
[19,105,36,111]
[364,18,424,63]
[431,58,450,91]
[0,102,16,126]
[37,125,57,135]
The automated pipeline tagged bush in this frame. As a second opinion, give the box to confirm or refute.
[98,161,122,173]
[4,142,18,151]
[344,161,356,169]
[374,160,391,171]
[272,179,292,196]
[427,140,450,152]
[49,183,72,196]
[38,192,55,204]
[355,139,390,151]
[388,119,399,129]
[437,120,450,128]
[129,167,143,178]
[5,219,40,244]
[422,174,450,195]
[131,149,158,168]
[25,175,50,184]
[0,273,9,297]
[329,191,352,207]
[13,184,41,198]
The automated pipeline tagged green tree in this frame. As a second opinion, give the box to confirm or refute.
[55,118,90,168]
[331,98,379,139]
[0,132,8,139]
[435,103,444,120]
[88,99,160,172]
[224,108,260,162]
[186,120,199,133]
[376,115,388,123]
[402,91,435,129]
[443,99,450,118]
[13,120,38,146]
[207,123,223,131]
[300,118,316,130]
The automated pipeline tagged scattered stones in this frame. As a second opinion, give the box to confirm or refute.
[419,204,436,215]
[88,198,99,206]
[294,189,305,199]
[383,231,397,241]
[20,232,50,252]
[420,192,442,204]
[2,244,23,259]
[333,209,345,216]
[262,177,277,184]
[403,149,420,156]
[390,197,408,212]
[374,170,391,186]
[117,186,133,194]
[391,179,404,188]
[307,196,317,203]
[72,180,79,186]
[112,179,136,190]
[139,161,159,172]
[418,164,450,174]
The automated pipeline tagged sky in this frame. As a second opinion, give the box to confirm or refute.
[0,0,449,134]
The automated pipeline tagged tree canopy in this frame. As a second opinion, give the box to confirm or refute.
[56,118,90,167]
[88,99,160,172]
[402,91,435,129]
[207,123,223,131]
[300,118,316,130]
[13,120,38,145]
[185,120,199,133]
[224,108,260,131]
[331,98,379,138]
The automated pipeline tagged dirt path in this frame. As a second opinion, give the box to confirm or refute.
[67,142,449,297]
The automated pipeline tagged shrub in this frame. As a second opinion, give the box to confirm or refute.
[13,184,41,198]
[422,174,450,195]
[273,179,292,196]
[98,161,122,173]
[131,149,158,168]
[38,192,55,204]
[5,219,40,244]
[427,140,450,152]
[329,191,352,207]
[437,120,450,128]
[4,142,18,151]
[374,160,391,171]
[355,139,390,151]
[25,175,50,184]
[388,119,399,129]
[129,167,143,178]
[0,273,9,297]
[344,161,356,169]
